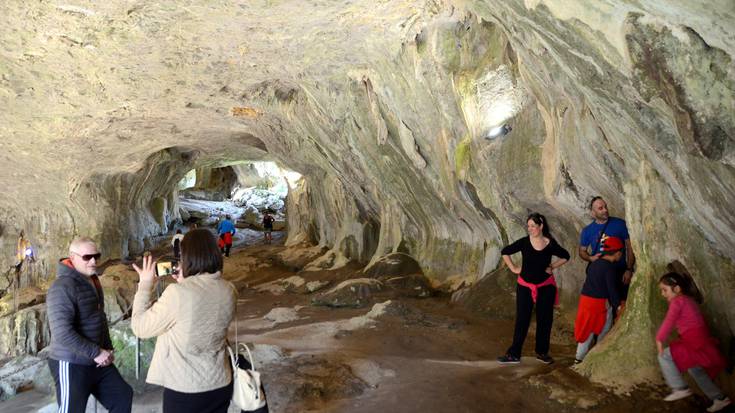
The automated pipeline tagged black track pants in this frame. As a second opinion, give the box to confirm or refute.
[48,359,133,413]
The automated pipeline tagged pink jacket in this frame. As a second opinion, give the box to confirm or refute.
[657,295,726,377]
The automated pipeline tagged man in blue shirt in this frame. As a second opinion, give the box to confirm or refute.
[217,215,236,257]
[579,196,636,301]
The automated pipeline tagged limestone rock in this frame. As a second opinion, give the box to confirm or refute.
[0,304,49,358]
[0,287,46,319]
[99,264,139,323]
[178,207,191,222]
[275,246,328,271]
[363,253,423,278]
[256,276,307,295]
[0,355,48,401]
[264,355,368,412]
[452,266,517,320]
[312,279,383,308]
[527,369,611,410]
[304,250,351,272]
[263,307,302,324]
[379,274,433,298]
[305,280,330,293]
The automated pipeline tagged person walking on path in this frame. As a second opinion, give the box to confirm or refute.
[217,215,236,257]
[262,211,275,244]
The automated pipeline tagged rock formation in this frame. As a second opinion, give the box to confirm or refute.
[0,0,732,392]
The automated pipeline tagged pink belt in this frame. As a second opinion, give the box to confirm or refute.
[517,275,559,306]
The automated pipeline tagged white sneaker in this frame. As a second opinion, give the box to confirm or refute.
[663,388,693,401]
[707,397,732,412]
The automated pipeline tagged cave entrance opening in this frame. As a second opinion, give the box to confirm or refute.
[175,161,301,249]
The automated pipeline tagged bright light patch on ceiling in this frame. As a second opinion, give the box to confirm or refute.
[476,65,527,138]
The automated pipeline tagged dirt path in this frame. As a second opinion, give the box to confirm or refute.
[221,242,703,413]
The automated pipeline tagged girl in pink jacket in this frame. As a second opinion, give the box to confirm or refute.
[656,272,730,412]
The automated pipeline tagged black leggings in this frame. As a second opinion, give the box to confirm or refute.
[162,381,269,413]
[163,381,233,413]
[507,283,556,357]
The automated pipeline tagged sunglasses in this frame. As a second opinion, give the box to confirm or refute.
[73,252,101,261]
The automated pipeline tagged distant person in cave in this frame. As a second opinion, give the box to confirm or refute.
[217,215,236,257]
[262,211,275,244]
[497,213,570,365]
[171,229,184,260]
[573,236,624,363]
[579,196,636,309]
[46,237,133,413]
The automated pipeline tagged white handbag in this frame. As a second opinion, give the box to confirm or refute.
[227,342,266,411]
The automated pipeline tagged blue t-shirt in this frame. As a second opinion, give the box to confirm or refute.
[579,217,629,268]
[217,219,236,235]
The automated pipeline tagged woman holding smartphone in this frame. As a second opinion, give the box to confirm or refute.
[131,229,237,413]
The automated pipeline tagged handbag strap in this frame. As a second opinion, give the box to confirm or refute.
[240,342,257,371]
[226,345,238,369]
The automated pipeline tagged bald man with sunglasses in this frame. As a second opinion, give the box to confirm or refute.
[46,237,133,413]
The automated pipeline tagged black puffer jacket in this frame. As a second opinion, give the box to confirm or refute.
[46,259,113,365]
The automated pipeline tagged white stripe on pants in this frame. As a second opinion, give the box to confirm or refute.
[58,360,69,413]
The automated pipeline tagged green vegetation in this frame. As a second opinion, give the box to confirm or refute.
[454,136,473,176]
[110,322,156,392]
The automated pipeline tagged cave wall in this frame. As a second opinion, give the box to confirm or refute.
[251,2,734,389]
[0,0,732,391]
[192,166,238,195]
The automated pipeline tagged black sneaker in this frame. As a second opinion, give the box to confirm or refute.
[573,358,583,365]
[497,354,521,364]
[536,354,554,364]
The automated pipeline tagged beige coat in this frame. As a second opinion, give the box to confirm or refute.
[131,272,236,393]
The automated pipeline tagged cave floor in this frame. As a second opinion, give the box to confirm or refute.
[0,233,707,412]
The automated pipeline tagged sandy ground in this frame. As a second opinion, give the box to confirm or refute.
[0,231,719,413]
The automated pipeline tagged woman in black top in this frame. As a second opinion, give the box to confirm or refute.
[497,213,570,365]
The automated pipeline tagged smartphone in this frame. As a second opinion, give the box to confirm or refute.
[155,261,178,277]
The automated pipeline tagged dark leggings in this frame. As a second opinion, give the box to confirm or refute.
[163,380,270,413]
[507,283,556,357]
[221,243,232,257]
[163,381,233,413]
